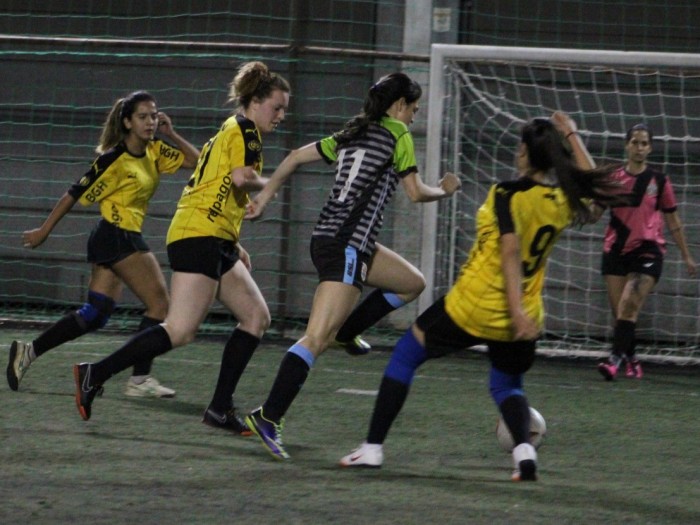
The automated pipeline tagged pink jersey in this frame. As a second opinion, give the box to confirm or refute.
[603,167,677,255]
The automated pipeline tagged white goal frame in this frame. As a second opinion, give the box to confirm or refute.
[421,44,700,363]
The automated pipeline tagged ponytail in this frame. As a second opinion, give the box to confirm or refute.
[334,72,422,148]
[522,117,625,226]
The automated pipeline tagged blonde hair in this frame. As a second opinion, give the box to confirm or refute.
[96,91,156,154]
[227,61,290,111]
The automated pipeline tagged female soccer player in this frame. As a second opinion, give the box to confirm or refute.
[7,91,199,397]
[243,72,461,459]
[596,124,696,380]
[338,112,626,481]
[72,62,289,431]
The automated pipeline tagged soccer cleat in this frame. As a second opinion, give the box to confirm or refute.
[7,340,32,391]
[339,443,383,468]
[73,363,103,421]
[511,443,538,482]
[512,459,538,482]
[336,335,372,356]
[202,406,252,436]
[625,359,643,379]
[245,407,290,460]
[597,360,618,381]
[124,376,176,398]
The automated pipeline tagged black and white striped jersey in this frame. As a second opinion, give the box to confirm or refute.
[314,116,417,255]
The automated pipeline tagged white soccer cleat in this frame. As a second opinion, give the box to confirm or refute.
[511,442,538,481]
[339,443,384,468]
[7,340,33,391]
[124,376,176,398]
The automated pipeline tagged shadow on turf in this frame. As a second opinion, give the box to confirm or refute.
[123,396,205,416]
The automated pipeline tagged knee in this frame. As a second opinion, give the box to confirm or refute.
[384,328,427,384]
[405,272,426,298]
[252,312,271,339]
[617,299,641,320]
[239,307,271,339]
[391,275,426,304]
[260,308,271,332]
[76,291,116,331]
[163,325,196,347]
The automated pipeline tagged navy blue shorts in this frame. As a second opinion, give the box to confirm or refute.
[87,219,149,267]
[167,237,240,280]
[310,235,370,291]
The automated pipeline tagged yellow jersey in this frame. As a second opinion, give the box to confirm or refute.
[167,114,262,244]
[68,140,185,232]
[445,177,573,341]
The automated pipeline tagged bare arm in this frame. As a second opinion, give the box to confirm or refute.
[23,191,77,249]
[400,171,461,203]
[157,112,201,169]
[551,111,596,170]
[245,143,322,219]
[551,110,608,223]
[665,211,697,277]
[500,232,540,341]
[232,165,269,192]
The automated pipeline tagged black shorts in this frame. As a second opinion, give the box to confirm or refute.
[416,296,536,375]
[167,237,240,280]
[310,235,370,291]
[87,219,149,267]
[602,242,663,282]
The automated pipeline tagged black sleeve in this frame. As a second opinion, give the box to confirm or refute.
[67,146,122,200]
[494,184,516,235]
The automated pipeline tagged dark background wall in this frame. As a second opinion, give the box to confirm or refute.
[1,1,698,343]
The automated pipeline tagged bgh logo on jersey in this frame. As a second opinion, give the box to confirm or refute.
[159,144,181,160]
[84,180,108,203]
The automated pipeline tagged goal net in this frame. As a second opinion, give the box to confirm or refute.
[422,45,700,364]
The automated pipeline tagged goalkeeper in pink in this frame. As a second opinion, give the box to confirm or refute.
[596,124,696,381]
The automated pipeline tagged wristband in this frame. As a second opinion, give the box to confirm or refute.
[566,131,578,138]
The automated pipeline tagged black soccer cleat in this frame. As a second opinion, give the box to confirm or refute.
[73,363,102,421]
[202,406,252,436]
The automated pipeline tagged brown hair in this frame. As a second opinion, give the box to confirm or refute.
[227,61,290,110]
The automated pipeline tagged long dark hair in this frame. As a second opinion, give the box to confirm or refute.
[97,90,156,154]
[521,118,622,225]
[333,72,422,148]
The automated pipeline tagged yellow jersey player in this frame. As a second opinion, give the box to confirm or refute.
[73,62,289,434]
[339,112,626,482]
[8,90,199,397]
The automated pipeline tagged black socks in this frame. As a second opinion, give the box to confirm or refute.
[209,329,260,412]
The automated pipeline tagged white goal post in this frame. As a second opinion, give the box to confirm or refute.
[421,45,700,363]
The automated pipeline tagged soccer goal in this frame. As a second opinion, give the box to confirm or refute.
[421,45,700,364]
